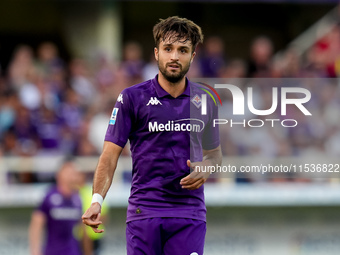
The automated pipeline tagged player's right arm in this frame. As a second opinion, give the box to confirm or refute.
[82,141,123,233]
[28,210,46,255]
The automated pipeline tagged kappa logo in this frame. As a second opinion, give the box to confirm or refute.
[191,94,202,108]
[117,93,123,104]
[147,97,162,106]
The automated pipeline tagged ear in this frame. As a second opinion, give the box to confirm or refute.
[154,47,159,61]
[190,51,196,63]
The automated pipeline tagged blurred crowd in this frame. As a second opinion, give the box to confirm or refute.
[1,25,340,183]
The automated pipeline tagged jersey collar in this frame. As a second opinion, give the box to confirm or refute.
[152,75,191,98]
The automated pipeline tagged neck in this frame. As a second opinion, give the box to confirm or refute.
[157,72,186,98]
[57,183,73,198]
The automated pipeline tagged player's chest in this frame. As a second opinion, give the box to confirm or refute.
[141,96,189,122]
[47,194,82,221]
[135,95,209,133]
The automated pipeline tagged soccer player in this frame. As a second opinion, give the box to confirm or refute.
[29,161,83,255]
[82,16,222,255]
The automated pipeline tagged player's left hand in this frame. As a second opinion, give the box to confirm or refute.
[82,203,104,233]
[180,160,212,190]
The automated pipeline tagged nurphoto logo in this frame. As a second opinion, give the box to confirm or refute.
[199,83,312,128]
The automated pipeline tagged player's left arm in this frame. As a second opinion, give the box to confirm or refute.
[28,210,46,255]
[81,224,94,255]
[180,145,222,190]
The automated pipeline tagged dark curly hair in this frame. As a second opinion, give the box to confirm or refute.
[153,16,204,53]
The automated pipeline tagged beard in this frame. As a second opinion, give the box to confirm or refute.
[158,59,191,84]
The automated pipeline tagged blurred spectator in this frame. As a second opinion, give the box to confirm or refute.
[7,105,39,156]
[36,41,64,76]
[304,45,330,77]
[33,105,63,154]
[247,36,273,77]
[312,25,340,77]
[277,48,303,77]
[69,59,97,106]
[28,160,83,255]
[110,65,131,99]
[95,55,117,91]
[8,45,36,89]
[219,59,246,78]
[74,112,98,156]
[58,88,83,134]
[87,102,112,154]
[56,88,83,155]
[0,89,18,136]
[18,78,42,110]
[199,36,226,77]
[121,41,145,84]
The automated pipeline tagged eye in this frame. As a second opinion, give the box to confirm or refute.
[165,47,171,52]
[180,49,188,54]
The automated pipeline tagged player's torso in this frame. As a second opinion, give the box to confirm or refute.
[45,190,82,234]
[42,189,82,254]
[127,82,211,178]
[121,78,214,221]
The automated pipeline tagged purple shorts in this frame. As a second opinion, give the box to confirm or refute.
[126,217,206,255]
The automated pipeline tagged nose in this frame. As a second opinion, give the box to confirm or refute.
[170,50,179,61]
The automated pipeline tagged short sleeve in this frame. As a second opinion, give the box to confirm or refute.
[202,97,220,150]
[104,90,133,148]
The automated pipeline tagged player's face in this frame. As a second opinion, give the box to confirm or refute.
[155,37,196,84]
[57,163,80,192]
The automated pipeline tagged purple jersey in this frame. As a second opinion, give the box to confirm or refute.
[105,75,219,222]
[37,186,82,255]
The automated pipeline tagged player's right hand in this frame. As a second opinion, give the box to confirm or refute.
[82,203,104,233]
